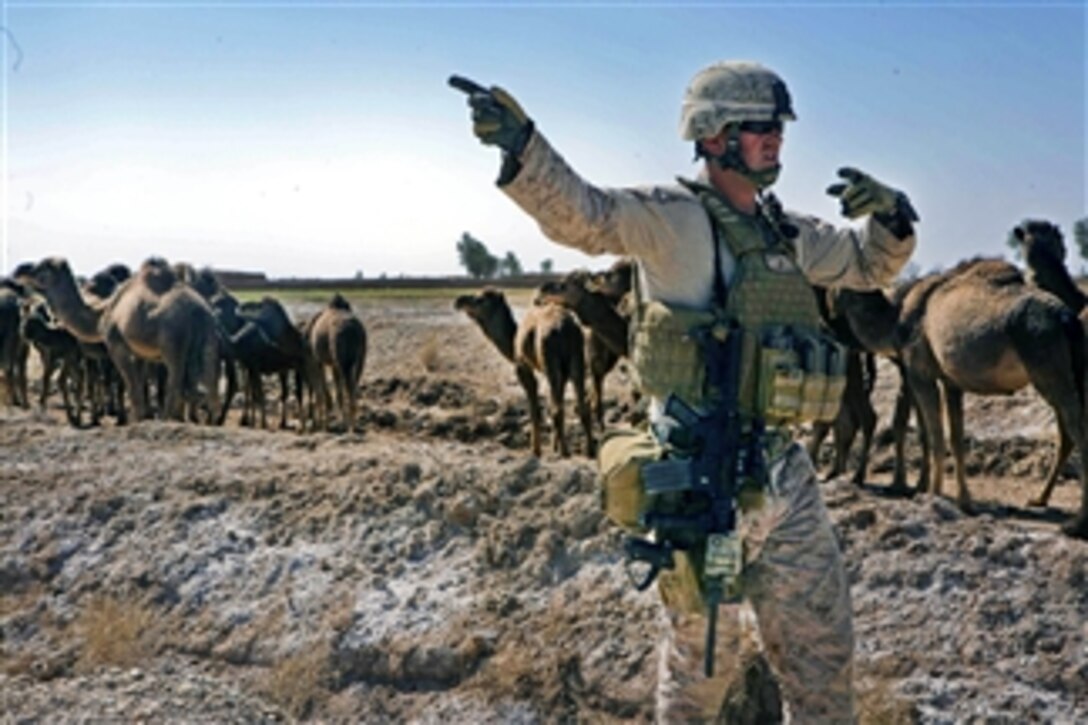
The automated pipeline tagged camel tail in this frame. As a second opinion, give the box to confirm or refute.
[335,320,367,389]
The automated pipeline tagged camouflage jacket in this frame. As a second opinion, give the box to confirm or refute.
[501,130,916,309]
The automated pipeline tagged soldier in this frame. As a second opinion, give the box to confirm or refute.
[454,61,917,722]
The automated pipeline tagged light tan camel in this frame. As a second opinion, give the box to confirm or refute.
[27,257,224,423]
[837,258,1088,539]
[455,287,595,458]
[303,293,367,432]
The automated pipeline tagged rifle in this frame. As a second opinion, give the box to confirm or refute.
[625,320,751,677]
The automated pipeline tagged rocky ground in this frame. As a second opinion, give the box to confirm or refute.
[1,293,1086,723]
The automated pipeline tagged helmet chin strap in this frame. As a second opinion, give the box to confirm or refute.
[700,125,781,190]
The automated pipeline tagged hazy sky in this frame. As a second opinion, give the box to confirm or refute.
[2,1,1085,279]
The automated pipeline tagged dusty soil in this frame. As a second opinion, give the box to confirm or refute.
[1,293,1086,723]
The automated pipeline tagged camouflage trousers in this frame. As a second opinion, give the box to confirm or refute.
[655,443,856,724]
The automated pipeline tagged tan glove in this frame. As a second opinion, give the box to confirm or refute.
[826,167,918,221]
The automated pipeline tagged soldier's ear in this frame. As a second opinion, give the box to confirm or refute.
[700,134,727,157]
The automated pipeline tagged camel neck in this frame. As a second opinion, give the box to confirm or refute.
[44,273,105,343]
[481,307,518,362]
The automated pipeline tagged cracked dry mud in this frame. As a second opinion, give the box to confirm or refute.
[2,293,1086,723]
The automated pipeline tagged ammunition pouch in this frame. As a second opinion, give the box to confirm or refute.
[598,427,663,533]
[756,325,848,425]
[630,301,718,406]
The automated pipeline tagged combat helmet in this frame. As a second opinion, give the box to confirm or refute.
[680,61,795,188]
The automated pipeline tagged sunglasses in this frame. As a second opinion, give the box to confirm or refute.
[738,120,784,135]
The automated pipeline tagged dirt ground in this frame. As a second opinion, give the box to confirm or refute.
[1,292,1086,722]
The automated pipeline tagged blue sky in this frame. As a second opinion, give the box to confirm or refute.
[2,1,1085,280]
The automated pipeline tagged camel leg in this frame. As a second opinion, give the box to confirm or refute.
[1016,324,1088,537]
[890,364,917,494]
[807,421,831,476]
[544,366,570,458]
[831,408,857,480]
[254,373,268,429]
[591,369,605,430]
[278,371,289,430]
[61,356,82,426]
[331,364,347,430]
[39,351,56,410]
[84,358,101,426]
[516,364,543,457]
[908,372,944,498]
[943,384,973,511]
[853,385,877,487]
[319,366,334,432]
[106,333,145,422]
[162,361,185,422]
[347,378,359,434]
[1031,423,1072,507]
[572,368,595,458]
[200,343,221,427]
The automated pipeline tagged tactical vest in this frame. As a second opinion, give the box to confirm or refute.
[630,181,846,426]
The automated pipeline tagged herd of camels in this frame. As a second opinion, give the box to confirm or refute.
[1,219,1086,538]
[0,257,366,434]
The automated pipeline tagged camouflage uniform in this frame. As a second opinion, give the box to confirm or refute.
[499,127,915,722]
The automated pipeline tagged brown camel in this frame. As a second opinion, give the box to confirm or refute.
[534,267,631,428]
[806,285,881,486]
[455,288,595,458]
[26,257,225,423]
[19,299,85,425]
[303,293,367,432]
[0,279,29,408]
[836,259,1088,539]
[1014,220,1086,313]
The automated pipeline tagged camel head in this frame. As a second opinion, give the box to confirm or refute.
[189,268,221,301]
[591,258,634,302]
[453,288,512,323]
[1014,220,1066,264]
[329,293,352,311]
[26,257,75,295]
[533,271,590,308]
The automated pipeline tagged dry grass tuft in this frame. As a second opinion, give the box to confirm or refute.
[75,594,156,670]
[260,644,332,719]
[857,676,919,724]
[419,334,442,372]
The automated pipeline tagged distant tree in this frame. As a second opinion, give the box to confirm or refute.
[457,232,499,279]
[540,258,554,274]
[499,251,523,277]
[1074,217,1088,263]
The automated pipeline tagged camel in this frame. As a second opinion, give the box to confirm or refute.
[1014,220,1086,313]
[0,279,29,408]
[534,268,630,428]
[303,293,367,432]
[26,257,226,424]
[806,286,881,486]
[455,288,595,458]
[19,299,84,425]
[230,297,307,430]
[834,259,1088,539]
